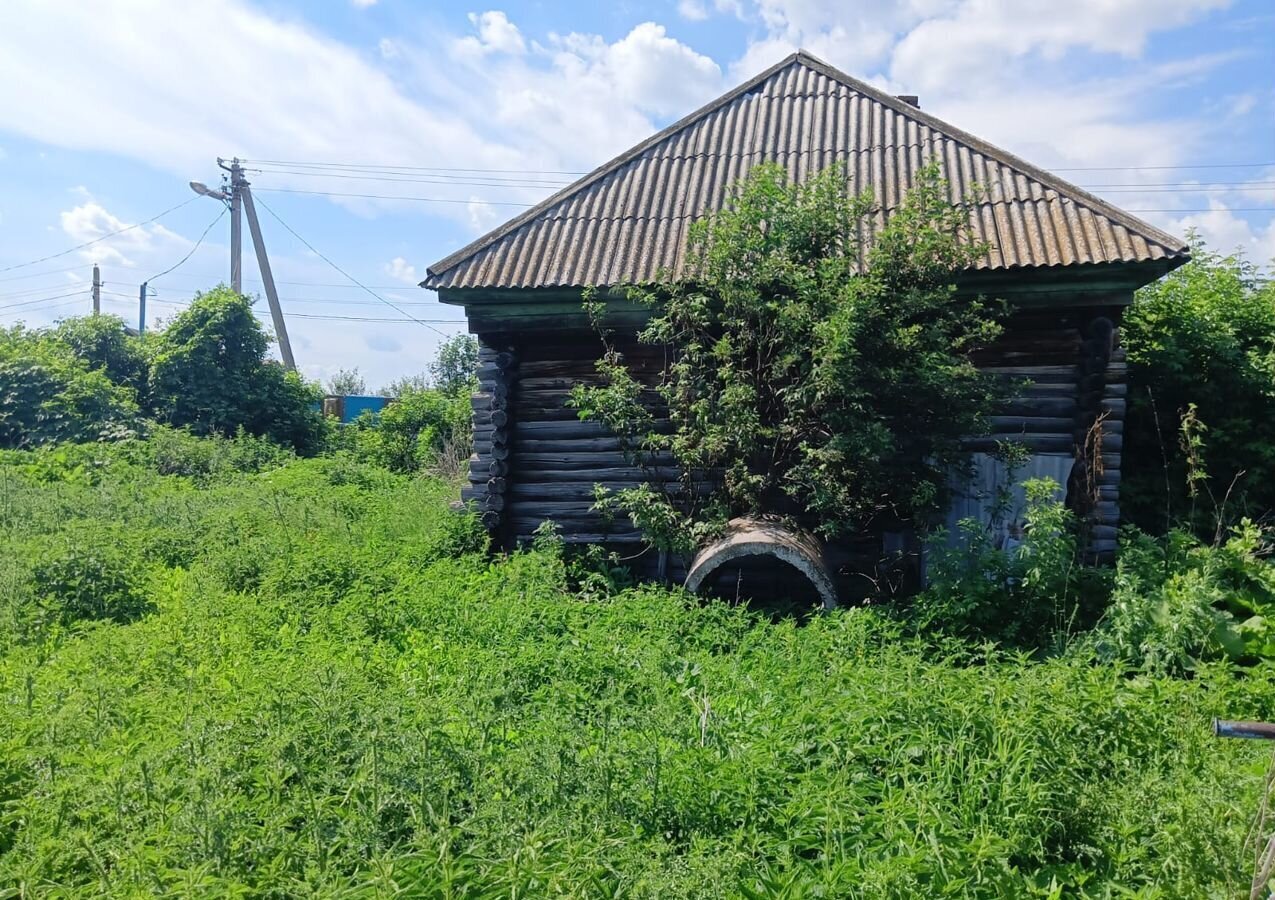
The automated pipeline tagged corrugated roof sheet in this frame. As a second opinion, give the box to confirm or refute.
[425,51,1189,291]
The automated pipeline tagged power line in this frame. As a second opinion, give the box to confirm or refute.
[252,167,572,189]
[1053,162,1275,172]
[250,194,451,337]
[0,290,86,313]
[0,196,199,274]
[145,207,227,284]
[255,187,534,207]
[0,264,87,284]
[243,157,587,176]
[289,312,466,324]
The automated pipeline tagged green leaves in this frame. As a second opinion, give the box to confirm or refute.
[577,161,1004,545]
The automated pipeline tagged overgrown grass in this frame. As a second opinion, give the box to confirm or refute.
[1,446,1274,896]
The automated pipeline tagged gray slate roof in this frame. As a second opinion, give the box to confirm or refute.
[425,51,1189,291]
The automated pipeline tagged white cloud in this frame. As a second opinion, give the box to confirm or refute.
[351,0,377,7]
[455,10,526,57]
[467,198,501,233]
[378,37,400,59]
[384,256,419,283]
[1167,203,1275,265]
[677,0,709,21]
[59,199,189,268]
[0,0,531,221]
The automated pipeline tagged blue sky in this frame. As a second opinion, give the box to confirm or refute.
[1,0,1271,391]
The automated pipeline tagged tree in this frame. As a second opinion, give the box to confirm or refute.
[1122,236,1275,535]
[326,367,366,396]
[428,334,479,396]
[147,287,325,453]
[378,374,430,398]
[0,324,139,449]
[53,314,148,397]
[571,162,1005,551]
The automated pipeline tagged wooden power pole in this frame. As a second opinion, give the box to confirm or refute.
[91,264,101,314]
[239,182,295,371]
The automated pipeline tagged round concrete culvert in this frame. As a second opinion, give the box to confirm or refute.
[684,516,839,612]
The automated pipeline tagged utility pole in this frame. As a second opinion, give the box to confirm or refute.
[192,158,295,371]
[91,264,101,314]
[240,182,295,371]
[138,282,147,334]
[228,160,243,294]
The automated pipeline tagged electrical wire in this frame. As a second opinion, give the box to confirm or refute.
[0,290,87,313]
[250,193,452,337]
[242,158,587,175]
[0,264,88,284]
[0,296,89,320]
[254,187,534,207]
[288,312,465,323]
[251,167,572,189]
[0,196,199,274]
[145,207,227,284]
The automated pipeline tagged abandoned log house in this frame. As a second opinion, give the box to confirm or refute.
[423,51,1189,604]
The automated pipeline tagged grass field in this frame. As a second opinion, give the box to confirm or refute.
[2,445,1275,897]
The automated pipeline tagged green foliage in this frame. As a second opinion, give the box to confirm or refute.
[344,387,472,474]
[912,479,1108,648]
[572,162,1005,550]
[0,445,1273,895]
[429,333,479,396]
[53,313,149,396]
[0,324,140,449]
[1096,521,1275,673]
[326,366,367,396]
[147,286,326,452]
[30,525,151,627]
[1122,236,1275,534]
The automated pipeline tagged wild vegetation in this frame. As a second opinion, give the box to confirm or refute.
[572,162,1005,551]
[2,172,1275,894]
[0,440,1274,897]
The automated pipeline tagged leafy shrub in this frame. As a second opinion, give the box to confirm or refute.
[30,528,150,626]
[346,387,471,474]
[0,326,140,449]
[147,286,326,453]
[571,161,1005,551]
[52,314,148,396]
[910,479,1108,648]
[1123,237,1275,535]
[144,425,293,478]
[1096,521,1275,673]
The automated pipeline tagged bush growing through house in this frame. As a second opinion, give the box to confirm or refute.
[571,162,1006,551]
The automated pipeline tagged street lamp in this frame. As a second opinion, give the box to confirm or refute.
[189,181,228,202]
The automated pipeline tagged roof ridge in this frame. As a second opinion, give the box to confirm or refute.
[425,50,1188,288]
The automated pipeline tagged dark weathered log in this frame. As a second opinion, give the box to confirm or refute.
[491,445,511,460]
[509,481,691,500]
[484,493,506,512]
[481,510,501,529]
[997,399,1079,418]
[515,452,676,469]
[988,416,1076,433]
[505,466,663,483]
[514,437,635,453]
[490,409,509,428]
[966,435,1074,453]
[487,477,507,494]
[489,459,509,476]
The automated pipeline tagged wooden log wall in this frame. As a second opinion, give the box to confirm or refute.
[461,304,1129,566]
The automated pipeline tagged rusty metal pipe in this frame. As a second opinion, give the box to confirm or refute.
[1214,719,1275,740]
